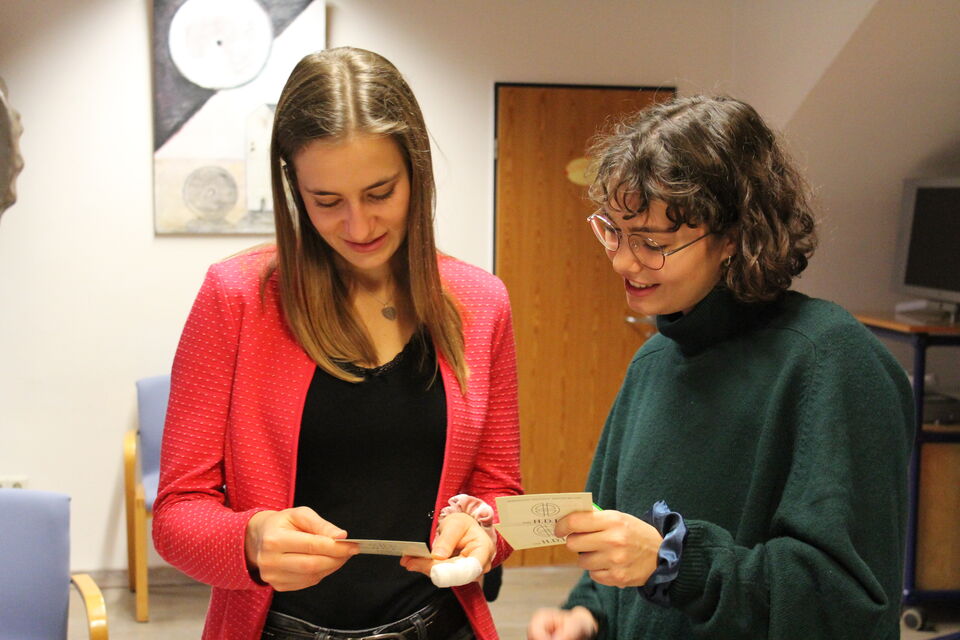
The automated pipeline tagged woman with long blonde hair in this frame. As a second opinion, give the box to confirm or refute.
[154,47,521,640]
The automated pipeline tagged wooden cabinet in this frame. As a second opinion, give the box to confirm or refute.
[916,434,960,590]
[856,314,960,605]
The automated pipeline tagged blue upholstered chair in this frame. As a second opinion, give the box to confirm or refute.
[0,489,108,639]
[122,374,170,622]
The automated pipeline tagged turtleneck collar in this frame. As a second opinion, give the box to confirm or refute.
[655,287,770,357]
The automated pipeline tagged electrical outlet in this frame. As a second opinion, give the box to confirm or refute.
[0,475,29,489]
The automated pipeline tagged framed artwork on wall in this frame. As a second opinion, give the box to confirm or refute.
[152,0,326,234]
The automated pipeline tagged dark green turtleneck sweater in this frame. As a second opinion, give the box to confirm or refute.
[564,288,914,639]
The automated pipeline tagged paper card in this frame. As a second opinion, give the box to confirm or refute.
[336,539,432,558]
[494,492,594,550]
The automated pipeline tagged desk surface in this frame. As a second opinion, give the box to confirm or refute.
[855,313,960,336]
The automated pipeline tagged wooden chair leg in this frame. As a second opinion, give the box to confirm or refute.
[124,504,136,592]
[123,430,138,593]
[133,487,149,622]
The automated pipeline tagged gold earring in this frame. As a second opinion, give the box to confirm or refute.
[724,255,733,267]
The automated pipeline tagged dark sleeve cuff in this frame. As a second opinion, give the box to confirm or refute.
[638,500,687,607]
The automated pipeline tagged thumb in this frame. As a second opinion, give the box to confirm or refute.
[432,515,472,560]
[287,507,347,538]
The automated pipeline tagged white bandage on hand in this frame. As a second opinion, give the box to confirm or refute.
[430,556,483,588]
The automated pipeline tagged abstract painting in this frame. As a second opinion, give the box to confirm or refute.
[152,0,326,234]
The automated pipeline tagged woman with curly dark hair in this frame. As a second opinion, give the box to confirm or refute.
[528,96,913,640]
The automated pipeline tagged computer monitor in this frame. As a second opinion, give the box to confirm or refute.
[893,177,960,323]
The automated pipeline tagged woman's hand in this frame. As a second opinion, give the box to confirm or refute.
[557,510,663,588]
[244,507,359,591]
[527,606,598,640]
[401,511,495,577]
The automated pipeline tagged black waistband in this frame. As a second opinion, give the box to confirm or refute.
[262,591,469,640]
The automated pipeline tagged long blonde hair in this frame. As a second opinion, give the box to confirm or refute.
[268,47,466,390]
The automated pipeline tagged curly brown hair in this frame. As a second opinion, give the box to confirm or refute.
[588,95,817,303]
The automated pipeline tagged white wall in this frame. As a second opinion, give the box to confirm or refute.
[0,0,734,571]
[731,0,879,129]
[754,0,960,387]
[0,1,257,570]
[727,0,960,385]
[1,0,958,573]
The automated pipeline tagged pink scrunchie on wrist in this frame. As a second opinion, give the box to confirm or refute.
[438,494,496,545]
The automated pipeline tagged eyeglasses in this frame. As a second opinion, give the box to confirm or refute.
[586,212,712,270]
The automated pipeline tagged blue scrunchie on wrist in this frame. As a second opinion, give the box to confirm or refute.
[638,500,687,607]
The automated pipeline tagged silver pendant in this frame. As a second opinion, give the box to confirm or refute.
[381,306,397,321]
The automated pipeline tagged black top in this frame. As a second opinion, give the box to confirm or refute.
[269,331,447,628]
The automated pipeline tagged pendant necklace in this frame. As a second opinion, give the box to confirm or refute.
[369,287,398,321]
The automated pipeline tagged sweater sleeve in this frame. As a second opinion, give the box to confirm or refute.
[152,264,269,592]
[462,282,524,564]
[668,323,915,639]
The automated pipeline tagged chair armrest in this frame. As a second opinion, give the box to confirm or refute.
[71,573,109,640]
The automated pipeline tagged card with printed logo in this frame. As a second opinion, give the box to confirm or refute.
[494,492,594,550]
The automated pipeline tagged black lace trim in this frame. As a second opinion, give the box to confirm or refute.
[336,329,426,378]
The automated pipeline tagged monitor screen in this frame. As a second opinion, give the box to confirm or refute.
[896,178,960,305]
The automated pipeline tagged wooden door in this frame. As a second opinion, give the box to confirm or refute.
[495,84,673,566]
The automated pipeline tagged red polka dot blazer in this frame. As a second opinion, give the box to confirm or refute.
[153,247,522,640]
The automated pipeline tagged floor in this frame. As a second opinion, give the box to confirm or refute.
[70,566,960,639]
